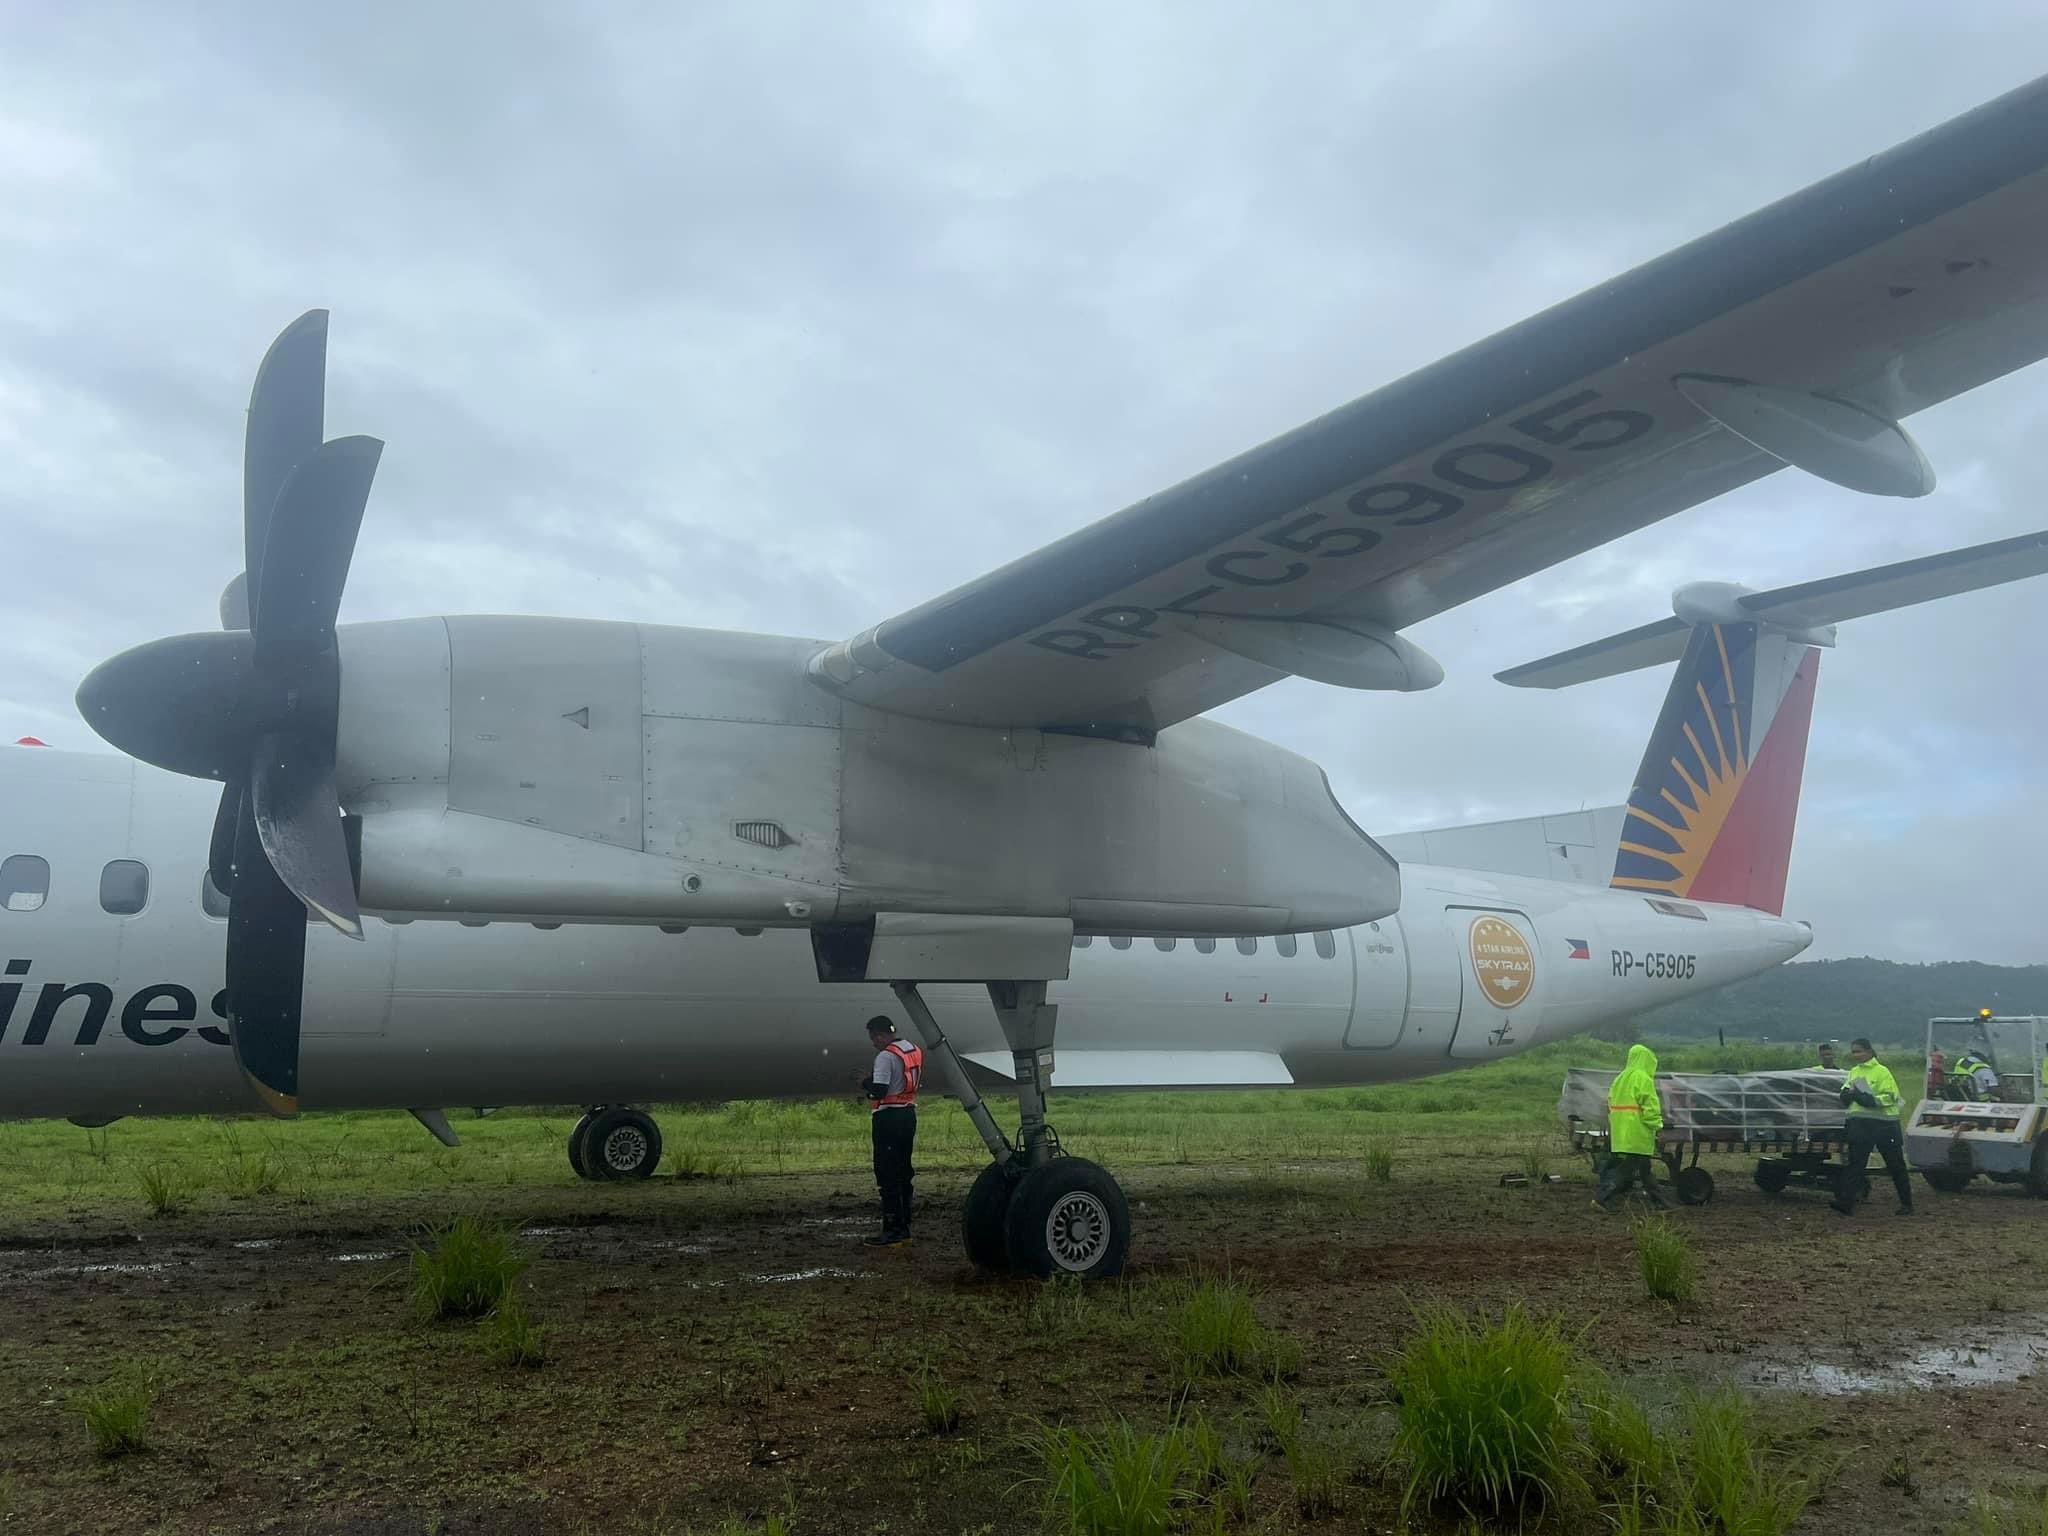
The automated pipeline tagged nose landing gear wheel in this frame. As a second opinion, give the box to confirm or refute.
[1003,1157,1130,1280]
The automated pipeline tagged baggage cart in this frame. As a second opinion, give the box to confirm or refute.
[1561,1066,1855,1205]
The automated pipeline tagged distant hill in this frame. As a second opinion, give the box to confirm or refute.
[1625,958,2048,1047]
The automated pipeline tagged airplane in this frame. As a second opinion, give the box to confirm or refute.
[28,74,2048,1280]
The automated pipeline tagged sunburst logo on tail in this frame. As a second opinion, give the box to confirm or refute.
[1611,624,1754,898]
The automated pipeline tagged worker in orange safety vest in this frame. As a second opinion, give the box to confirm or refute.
[862,1015,923,1248]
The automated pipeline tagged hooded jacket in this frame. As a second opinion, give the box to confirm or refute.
[1607,1043,1664,1156]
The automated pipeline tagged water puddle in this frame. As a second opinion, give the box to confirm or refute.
[751,1266,863,1284]
[329,1250,400,1264]
[1743,1319,2048,1395]
[519,1226,570,1239]
[232,1239,277,1250]
[10,1259,171,1281]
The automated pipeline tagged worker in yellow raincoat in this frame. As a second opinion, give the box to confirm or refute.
[1595,1043,1674,1212]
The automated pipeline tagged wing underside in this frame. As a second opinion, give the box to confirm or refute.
[811,76,2048,735]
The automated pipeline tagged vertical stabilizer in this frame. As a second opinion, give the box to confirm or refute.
[1610,624,1818,915]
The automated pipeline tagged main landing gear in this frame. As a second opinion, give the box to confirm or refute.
[568,1105,665,1181]
[892,980,1132,1280]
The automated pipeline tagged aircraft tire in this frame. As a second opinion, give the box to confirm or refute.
[584,1106,664,1181]
[1003,1157,1130,1282]
[1752,1159,1791,1196]
[1672,1166,1714,1206]
[962,1159,1021,1271]
[1921,1167,1974,1195]
[568,1111,596,1180]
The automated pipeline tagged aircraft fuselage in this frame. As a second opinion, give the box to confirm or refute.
[0,748,1810,1123]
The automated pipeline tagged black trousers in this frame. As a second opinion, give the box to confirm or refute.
[1841,1118,1912,1209]
[1598,1151,1672,1208]
[871,1106,917,1231]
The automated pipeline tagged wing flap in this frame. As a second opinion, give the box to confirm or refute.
[817,77,2048,731]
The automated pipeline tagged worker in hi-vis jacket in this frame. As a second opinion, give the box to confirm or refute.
[1834,1036,1913,1217]
[1595,1043,1674,1212]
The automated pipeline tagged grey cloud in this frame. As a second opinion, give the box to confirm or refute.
[4,4,2046,959]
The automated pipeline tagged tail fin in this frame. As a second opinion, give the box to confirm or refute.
[1494,529,2048,914]
[1610,623,1816,915]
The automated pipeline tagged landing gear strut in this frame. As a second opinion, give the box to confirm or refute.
[892,980,1131,1280]
[568,1105,665,1181]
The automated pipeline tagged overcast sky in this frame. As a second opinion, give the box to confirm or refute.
[5,5,2046,964]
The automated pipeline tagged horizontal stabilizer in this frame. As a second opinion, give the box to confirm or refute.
[963,1049,1294,1088]
[1498,529,2048,688]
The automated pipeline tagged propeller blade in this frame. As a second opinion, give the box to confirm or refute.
[244,311,327,623]
[208,782,242,895]
[252,435,382,669]
[74,630,256,779]
[250,730,362,939]
[227,795,308,1116]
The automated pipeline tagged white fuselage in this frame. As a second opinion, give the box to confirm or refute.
[0,748,1811,1122]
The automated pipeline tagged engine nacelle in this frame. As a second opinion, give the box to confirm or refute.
[334,617,1397,935]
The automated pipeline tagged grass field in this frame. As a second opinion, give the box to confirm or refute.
[0,1039,1835,1228]
[5,1037,2037,1536]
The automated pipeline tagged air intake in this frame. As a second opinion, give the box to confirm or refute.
[734,820,794,850]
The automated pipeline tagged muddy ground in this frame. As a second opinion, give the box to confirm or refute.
[2,1154,2045,1534]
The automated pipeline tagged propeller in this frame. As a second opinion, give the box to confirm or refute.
[75,311,379,1115]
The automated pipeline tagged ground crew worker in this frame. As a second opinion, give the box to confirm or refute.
[1952,1039,1999,1102]
[1833,1036,1913,1217]
[861,1015,922,1248]
[1595,1044,1673,1211]
[1814,1042,1839,1071]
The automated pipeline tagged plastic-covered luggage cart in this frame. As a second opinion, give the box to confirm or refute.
[1560,1067,1855,1204]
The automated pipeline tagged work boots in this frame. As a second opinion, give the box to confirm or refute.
[863,1190,911,1248]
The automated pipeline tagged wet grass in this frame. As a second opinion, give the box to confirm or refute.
[74,1365,153,1458]
[411,1215,530,1320]
[0,1039,1832,1227]
[1634,1213,1701,1304]
[1387,1302,1586,1521]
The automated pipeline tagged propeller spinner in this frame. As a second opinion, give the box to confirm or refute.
[75,311,378,1115]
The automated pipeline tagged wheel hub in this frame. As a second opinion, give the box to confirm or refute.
[1045,1190,1111,1271]
[603,1126,648,1172]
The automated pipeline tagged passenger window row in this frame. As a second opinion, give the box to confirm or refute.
[3,855,153,915]
[1074,931,1338,958]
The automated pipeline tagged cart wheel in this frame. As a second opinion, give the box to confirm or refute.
[1753,1160,1791,1196]
[1673,1167,1715,1206]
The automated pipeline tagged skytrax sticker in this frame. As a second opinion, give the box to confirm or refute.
[1468,916,1534,1009]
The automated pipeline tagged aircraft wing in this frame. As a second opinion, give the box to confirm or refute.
[811,76,2048,736]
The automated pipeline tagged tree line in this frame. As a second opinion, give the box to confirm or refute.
[1614,957,2048,1047]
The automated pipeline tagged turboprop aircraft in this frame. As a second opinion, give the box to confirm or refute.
[43,75,2048,1278]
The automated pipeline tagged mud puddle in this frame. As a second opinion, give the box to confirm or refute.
[1740,1316,2048,1395]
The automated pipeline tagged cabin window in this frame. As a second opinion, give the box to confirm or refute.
[2,855,49,913]
[1072,935,1093,949]
[1109,935,1132,950]
[1313,930,1337,959]
[1194,937,1216,954]
[99,860,149,915]
[1276,934,1298,958]
[1235,936,1258,956]
[1153,937,1176,952]
[201,872,231,919]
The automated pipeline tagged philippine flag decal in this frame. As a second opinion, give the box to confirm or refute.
[1566,939,1591,960]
